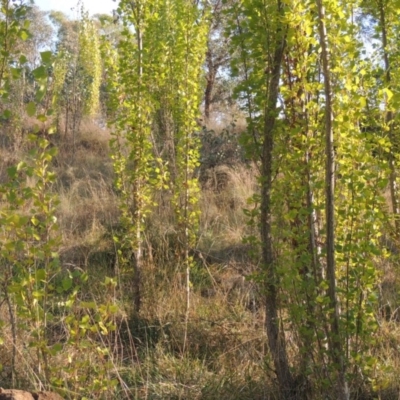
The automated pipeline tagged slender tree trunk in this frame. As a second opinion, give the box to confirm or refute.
[316,0,349,397]
[131,241,142,312]
[378,0,400,237]
[182,144,190,354]
[132,21,144,314]
[4,280,16,388]
[260,2,294,397]
[204,49,216,120]
[65,99,69,138]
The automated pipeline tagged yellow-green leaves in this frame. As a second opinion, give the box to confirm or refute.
[78,10,102,117]
[109,0,209,314]
[26,101,36,116]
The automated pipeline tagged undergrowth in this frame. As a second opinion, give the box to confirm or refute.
[0,119,400,399]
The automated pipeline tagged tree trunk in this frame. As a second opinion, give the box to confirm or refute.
[316,0,349,397]
[131,246,142,312]
[260,1,294,396]
[204,49,216,120]
[131,6,144,314]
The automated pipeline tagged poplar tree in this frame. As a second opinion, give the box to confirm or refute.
[316,0,348,395]
[0,1,61,386]
[226,0,295,395]
[108,0,156,312]
[52,8,102,144]
[78,10,102,118]
[146,0,208,351]
[359,0,400,238]
[108,0,208,319]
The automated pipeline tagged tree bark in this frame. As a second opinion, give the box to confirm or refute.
[260,1,294,397]
[204,49,216,120]
[316,0,349,397]
[129,0,144,314]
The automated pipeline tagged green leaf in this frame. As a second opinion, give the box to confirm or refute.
[52,343,63,353]
[35,86,46,102]
[18,29,29,41]
[81,301,96,309]
[32,290,44,299]
[7,166,17,178]
[10,67,21,79]
[382,88,393,102]
[40,51,52,64]
[62,277,73,291]
[47,146,58,156]
[35,269,46,281]
[37,114,47,122]
[2,109,11,119]
[32,66,47,80]
[26,102,36,116]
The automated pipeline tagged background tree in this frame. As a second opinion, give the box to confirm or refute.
[203,0,231,121]
[50,8,101,146]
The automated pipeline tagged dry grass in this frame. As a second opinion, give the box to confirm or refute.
[46,121,271,397]
[70,119,263,398]
[199,164,258,254]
